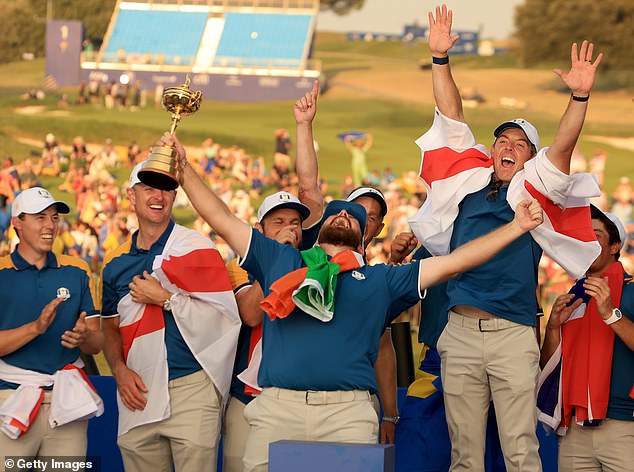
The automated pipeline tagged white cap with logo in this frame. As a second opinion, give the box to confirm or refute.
[257,191,310,223]
[604,212,627,250]
[128,162,143,188]
[494,118,541,152]
[12,187,70,217]
[346,186,388,217]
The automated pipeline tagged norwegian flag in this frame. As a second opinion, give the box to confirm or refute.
[117,224,240,436]
[409,108,601,280]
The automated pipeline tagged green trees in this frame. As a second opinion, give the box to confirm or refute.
[515,0,634,70]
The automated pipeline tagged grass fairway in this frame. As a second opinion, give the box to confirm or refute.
[1,35,632,198]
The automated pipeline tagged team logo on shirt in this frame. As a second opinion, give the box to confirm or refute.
[351,270,365,281]
[57,287,71,300]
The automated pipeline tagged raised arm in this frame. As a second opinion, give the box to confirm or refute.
[363,133,373,152]
[419,200,543,290]
[294,80,324,228]
[428,4,464,122]
[161,133,252,258]
[547,41,603,173]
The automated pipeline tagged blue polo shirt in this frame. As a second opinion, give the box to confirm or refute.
[607,277,634,421]
[101,220,201,380]
[447,185,542,326]
[240,228,422,393]
[411,246,450,349]
[226,258,258,405]
[0,250,98,390]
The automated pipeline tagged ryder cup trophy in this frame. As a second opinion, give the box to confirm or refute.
[138,74,202,190]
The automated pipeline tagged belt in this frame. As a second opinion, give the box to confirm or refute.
[262,387,370,405]
[448,310,517,332]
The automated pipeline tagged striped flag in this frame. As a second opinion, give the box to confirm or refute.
[117,224,240,436]
[409,108,601,280]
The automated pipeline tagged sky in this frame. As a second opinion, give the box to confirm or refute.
[317,0,525,39]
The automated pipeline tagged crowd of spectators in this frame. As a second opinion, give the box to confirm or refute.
[1,133,633,318]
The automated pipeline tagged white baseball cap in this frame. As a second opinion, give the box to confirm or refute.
[346,186,388,217]
[257,191,310,223]
[12,187,70,217]
[604,212,627,250]
[494,118,541,152]
[128,162,143,188]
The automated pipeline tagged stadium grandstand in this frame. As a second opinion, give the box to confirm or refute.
[47,0,322,101]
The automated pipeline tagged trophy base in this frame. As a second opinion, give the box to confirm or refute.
[138,145,179,191]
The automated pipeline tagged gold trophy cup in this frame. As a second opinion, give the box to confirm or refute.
[138,74,202,190]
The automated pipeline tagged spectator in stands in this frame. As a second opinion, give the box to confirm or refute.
[382,166,396,187]
[570,146,587,174]
[100,138,119,168]
[589,148,608,186]
[344,132,373,187]
[127,141,142,167]
[611,176,633,222]
[274,128,291,156]
[340,174,354,198]
[0,157,19,206]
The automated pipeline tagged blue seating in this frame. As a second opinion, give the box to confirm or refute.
[104,9,208,64]
[215,12,312,67]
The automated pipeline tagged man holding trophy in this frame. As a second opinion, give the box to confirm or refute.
[101,76,241,472]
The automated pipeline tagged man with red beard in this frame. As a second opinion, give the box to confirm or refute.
[162,132,544,472]
[540,207,634,471]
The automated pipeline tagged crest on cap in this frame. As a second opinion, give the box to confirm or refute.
[257,191,310,222]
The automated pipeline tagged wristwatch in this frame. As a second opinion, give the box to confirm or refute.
[162,296,172,312]
[603,308,623,326]
[382,415,400,424]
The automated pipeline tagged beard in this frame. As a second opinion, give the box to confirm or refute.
[318,224,362,250]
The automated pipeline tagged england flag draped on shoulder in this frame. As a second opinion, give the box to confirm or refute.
[408,108,601,280]
[117,224,240,436]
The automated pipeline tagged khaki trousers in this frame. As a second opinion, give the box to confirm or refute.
[118,370,222,472]
[222,396,250,472]
[437,311,542,472]
[559,418,634,472]
[0,390,88,471]
[243,387,378,472]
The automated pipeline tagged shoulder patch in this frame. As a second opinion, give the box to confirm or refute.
[103,239,133,268]
[58,254,99,310]
[0,255,16,271]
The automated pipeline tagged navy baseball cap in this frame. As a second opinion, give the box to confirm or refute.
[321,200,367,238]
